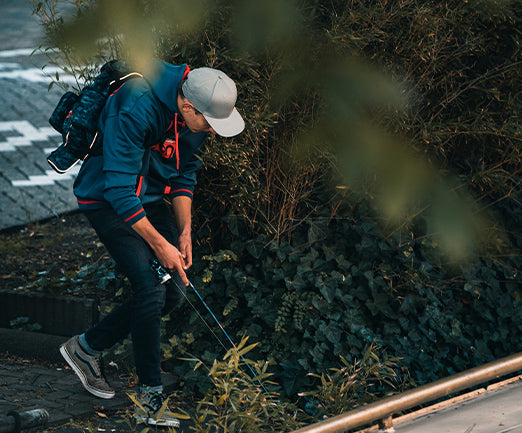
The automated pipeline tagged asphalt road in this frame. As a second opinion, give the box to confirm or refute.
[0,0,79,231]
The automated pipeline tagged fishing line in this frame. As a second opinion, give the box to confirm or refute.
[170,276,274,402]
[170,278,234,356]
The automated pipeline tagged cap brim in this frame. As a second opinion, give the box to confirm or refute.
[204,108,245,138]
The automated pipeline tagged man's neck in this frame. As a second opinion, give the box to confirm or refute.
[176,94,185,119]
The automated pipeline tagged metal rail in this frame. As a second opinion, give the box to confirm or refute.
[289,352,522,433]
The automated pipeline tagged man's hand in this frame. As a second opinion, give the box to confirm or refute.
[178,232,192,270]
[154,241,189,285]
[131,216,189,285]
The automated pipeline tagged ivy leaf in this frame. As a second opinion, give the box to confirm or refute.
[246,240,263,259]
[318,280,336,303]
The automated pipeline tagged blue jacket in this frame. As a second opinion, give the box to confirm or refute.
[73,60,208,225]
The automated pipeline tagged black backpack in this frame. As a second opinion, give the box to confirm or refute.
[47,60,143,173]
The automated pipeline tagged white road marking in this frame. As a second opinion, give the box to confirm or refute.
[0,61,21,70]
[11,167,79,186]
[0,65,77,84]
[0,48,35,58]
[0,120,60,152]
[0,121,80,186]
[0,49,79,84]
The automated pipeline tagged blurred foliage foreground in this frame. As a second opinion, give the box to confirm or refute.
[32,0,521,423]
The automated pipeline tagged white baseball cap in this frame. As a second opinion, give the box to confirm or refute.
[182,67,245,137]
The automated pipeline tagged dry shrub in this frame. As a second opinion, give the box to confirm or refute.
[33,0,521,251]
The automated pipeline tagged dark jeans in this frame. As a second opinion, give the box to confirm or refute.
[82,203,185,388]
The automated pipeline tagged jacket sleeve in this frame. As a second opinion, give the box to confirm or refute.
[102,95,158,225]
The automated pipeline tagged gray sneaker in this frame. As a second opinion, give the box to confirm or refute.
[59,336,115,399]
[134,391,180,427]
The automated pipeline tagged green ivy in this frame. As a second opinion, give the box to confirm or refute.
[164,201,521,398]
[20,257,128,301]
[10,316,42,332]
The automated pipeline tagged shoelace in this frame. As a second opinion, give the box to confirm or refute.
[145,392,166,412]
[93,356,109,380]
[77,339,105,378]
[91,357,101,376]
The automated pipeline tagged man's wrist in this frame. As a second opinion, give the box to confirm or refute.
[150,238,171,256]
[132,217,169,251]
[179,228,191,237]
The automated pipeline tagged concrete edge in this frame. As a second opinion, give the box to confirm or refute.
[0,327,69,364]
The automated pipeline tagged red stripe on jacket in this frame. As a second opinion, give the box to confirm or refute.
[124,208,145,223]
[171,189,193,196]
[77,199,103,205]
[136,176,144,197]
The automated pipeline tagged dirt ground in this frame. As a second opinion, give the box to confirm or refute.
[0,211,110,295]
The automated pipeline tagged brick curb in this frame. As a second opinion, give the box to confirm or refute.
[0,328,68,363]
[0,291,98,337]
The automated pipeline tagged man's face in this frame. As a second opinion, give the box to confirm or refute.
[181,102,216,134]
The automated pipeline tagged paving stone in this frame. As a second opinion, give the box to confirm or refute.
[0,377,20,387]
[0,359,131,430]
[38,400,75,410]
[48,413,76,426]
[0,157,28,181]
[0,369,23,378]
[64,404,101,417]
[0,171,12,186]
[16,399,56,409]
[8,383,37,392]
[0,1,43,50]
[97,398,132,410]
[28,366,64,377]
[0,403,18,412]
[43,390,74,400]
[33,376,60,388]
[0,48,77,230]
[54,375,82,386]
[67,393,105,403]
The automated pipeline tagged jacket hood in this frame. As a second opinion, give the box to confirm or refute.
[146,60,189,114]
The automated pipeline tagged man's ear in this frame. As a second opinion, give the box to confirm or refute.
[181,101,194,113]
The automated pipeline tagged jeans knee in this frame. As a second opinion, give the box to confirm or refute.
[133,284,166,317]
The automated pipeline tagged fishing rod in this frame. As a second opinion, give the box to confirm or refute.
[151,259,275,402]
